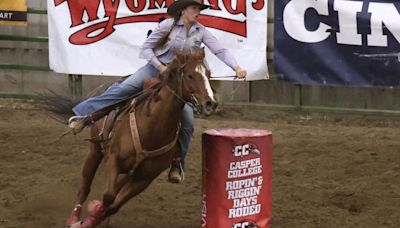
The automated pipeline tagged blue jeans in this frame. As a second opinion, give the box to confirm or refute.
[73,64,193,170]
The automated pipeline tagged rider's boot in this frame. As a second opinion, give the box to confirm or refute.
[168,159,184,184]
[68,116,87,135]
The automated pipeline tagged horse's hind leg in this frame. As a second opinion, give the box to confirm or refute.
[66,141,104,226]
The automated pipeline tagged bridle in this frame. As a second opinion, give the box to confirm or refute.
[165,63,202,114]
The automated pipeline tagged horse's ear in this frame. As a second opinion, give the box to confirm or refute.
[199,47,205,59]
[193,47,205,60]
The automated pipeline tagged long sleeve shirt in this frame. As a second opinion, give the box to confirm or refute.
[140,17,238,70]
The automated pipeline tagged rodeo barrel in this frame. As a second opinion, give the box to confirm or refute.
[202,129,272,228]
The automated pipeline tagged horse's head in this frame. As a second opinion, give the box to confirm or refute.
[169,48,217,116]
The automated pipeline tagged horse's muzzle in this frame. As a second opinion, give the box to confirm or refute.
[202,100,218,116]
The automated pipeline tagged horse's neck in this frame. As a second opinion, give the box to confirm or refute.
[154,85,185,118]
[135,84,185,149]
[155,84,185,125]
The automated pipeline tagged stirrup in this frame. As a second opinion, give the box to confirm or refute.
[168,161,185,184]
[68,116,87,135]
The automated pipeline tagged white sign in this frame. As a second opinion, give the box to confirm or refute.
[283,0,400,47]
[226,157,263,219]
[47,0,268,80]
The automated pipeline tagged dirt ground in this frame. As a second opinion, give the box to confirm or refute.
[0,99,399,228]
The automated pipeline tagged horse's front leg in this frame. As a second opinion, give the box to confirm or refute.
[69,153,120,228]
[104,159,169,217]
[73,177,153,228]
[103,152,120,207]
[104,177,153,217]
[66,141,104,226]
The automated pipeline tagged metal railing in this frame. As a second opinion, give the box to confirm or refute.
[0,8,50,71]
[0,8,272,100]
[0,7,81,97]
[1,9,399,116]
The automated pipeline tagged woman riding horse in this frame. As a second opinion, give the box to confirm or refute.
[67,48,218,228]
[68,0,247,183]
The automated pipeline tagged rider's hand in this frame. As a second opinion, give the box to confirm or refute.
[234,66,247,79]
[158,64,168,74]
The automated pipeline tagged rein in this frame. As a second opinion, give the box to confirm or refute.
[126,64,194,176]
[165,85,201,114]
[210,76,238,79]
[211,75,247,100]
[165,63,202,114]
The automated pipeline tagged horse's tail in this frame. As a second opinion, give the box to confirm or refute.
[35,90,82,124]
[35,81,113,124]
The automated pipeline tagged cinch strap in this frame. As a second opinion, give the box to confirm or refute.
[128,99,180,176]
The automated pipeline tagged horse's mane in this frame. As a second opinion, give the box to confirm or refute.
[131,49,205,116]
[131,60,181,116]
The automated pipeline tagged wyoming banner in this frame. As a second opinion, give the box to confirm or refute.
[0,0,27,26]
[275,0,400,87]
[47,0,268,80]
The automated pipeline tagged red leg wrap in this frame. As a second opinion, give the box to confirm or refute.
[81,203,106,228]
[66,204,82,226]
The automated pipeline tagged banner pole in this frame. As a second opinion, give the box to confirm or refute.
[68,74,82,99]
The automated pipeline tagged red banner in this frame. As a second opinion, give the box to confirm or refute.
[202,129,272,228]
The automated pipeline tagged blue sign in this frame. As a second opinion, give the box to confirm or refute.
[274,0,400,87]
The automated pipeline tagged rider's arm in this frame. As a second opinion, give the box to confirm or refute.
[139,19,173,69]
[202,28,239,70]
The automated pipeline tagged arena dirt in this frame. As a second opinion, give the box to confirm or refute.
[0,99,399,228]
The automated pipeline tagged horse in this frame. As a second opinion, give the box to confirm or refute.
[42,48,217,228]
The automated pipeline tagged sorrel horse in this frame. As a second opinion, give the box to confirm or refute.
[45,48,217,228]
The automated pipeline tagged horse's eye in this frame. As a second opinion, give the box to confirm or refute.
[188,75,194,80]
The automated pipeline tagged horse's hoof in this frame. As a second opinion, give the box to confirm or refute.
[80,219,94,228]
[66,204,82,226]
[66,221,83,228]
[66,218,98,228]
[87,200,105,217]
[80,216,104,228]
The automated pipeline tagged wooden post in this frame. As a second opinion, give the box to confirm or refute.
[294,84,302,110]
[68,74,82,99]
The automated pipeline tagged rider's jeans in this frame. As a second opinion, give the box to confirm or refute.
[73,63,193,170]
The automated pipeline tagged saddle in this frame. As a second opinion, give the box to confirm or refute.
[88,98,180,176]
[87,108,120,146]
